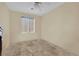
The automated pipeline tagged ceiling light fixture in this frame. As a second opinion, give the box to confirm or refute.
[31,2,42,11]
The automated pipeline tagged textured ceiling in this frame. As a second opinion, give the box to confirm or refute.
[5,2,64,16]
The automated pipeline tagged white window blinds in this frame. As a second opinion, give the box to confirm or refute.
[21,16,35,33]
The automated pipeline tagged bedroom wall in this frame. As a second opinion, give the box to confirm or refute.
[10,11,42,44]
[41,3,79,55]
[0,3,10,54]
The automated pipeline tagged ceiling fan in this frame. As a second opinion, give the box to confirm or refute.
[34,2,42,6]
[30,2,42,11]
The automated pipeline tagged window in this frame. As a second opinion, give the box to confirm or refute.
[21,16,35,33]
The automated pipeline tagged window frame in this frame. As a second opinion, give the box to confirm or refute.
[21,16,35,33]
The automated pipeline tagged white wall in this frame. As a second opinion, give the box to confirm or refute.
[10,11,42,44]
[41,3,79,55]
[0,3,10,55]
